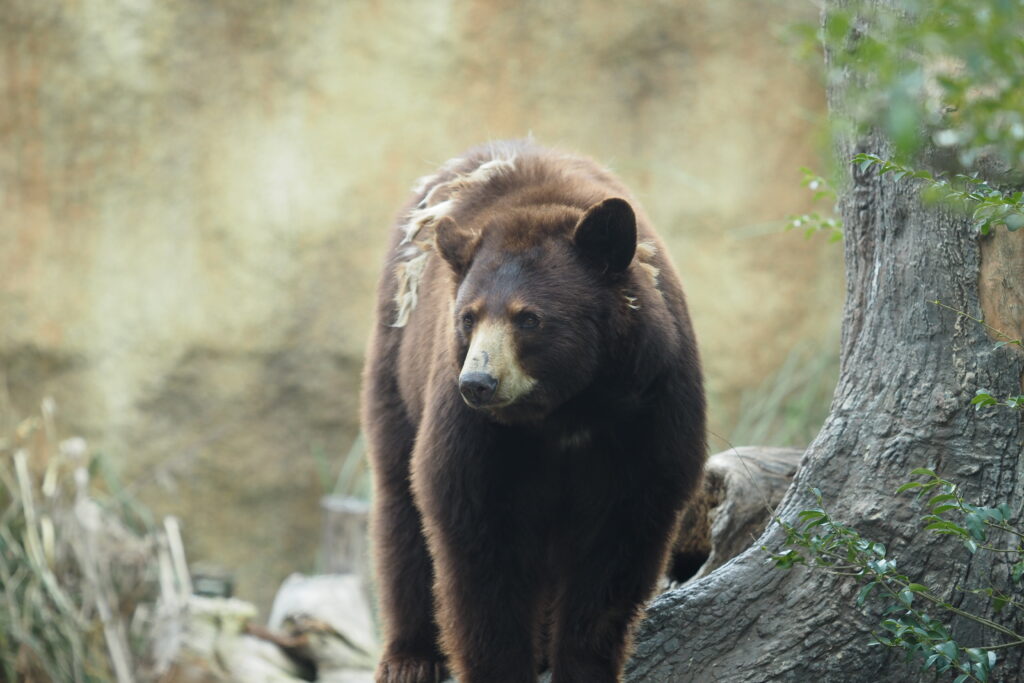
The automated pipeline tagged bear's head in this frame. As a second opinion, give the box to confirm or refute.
[434,198,637,424]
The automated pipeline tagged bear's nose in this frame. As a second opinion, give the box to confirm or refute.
[459,372,498,406]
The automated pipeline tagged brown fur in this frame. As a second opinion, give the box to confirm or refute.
[362,140,706,683]
[667,473,715,583]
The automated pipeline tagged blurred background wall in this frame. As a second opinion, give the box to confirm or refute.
[0,0,842,610]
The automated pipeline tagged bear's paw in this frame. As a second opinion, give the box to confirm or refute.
[375,656,447,683]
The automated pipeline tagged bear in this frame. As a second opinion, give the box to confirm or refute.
[361,140,706,683]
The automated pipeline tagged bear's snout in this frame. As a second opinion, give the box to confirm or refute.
[459,371,498,407]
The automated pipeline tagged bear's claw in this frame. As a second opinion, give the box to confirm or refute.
[375,656,447,683]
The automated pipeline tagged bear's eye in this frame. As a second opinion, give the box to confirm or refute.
[461,313,476,331]
[515,312,540,329]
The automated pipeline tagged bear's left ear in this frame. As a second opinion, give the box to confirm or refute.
[572,198,637,276]
[435,215,480,277]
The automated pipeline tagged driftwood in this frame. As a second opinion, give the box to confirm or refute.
[158,499,380,682]
[267,573,379,672]
[164,578,378,683]
[669,446,803,583]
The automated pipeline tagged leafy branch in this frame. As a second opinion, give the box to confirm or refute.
[766,470,1023,683]
[826,1,1024,170]
[854,154,1024,236]
[785,167,844,241]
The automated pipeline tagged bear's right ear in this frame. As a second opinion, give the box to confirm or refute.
[434,216,480,277]
[572,197,637,276]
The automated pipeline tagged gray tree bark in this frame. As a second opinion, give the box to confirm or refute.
[626,4,1024,680]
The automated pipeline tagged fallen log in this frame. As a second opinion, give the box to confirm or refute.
[668,446,803,583]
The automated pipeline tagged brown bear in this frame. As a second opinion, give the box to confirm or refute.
[362,140,705,683]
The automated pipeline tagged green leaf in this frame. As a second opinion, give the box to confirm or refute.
[1004,213,1024,231]
[1011,560,1024,582]
[978,506,1004,522]
[880,619,903,633]
[937,640,958,662]
[928,493,957,507]
[824,11,851,45]
[965,513,987,540]
[857,581,878,607]
[770,548,807,569]
[906,583,928,592]
[910,467,937,478]
[971,392,998,408]
[868,558,895,574]
[964,539,978,554]
[924,519,966,535]
[897,481,923,493]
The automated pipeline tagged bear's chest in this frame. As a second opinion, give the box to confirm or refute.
[553,425,593,452]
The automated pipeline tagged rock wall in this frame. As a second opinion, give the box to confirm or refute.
[0,0,841,609]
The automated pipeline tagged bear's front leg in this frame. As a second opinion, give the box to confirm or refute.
[365,371,447,683]
[549,482,684,683]
[411,397,545,683]
[430,538,543,683]
[371,482,448,683]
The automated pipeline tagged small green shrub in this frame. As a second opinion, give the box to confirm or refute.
[767,471,1023,683]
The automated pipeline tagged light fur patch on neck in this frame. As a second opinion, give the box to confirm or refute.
[462,318,537,405]
[623,240,661,311]
[635,240,660,286]
[391,152,517,327]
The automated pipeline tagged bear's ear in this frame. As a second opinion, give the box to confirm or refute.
[572,198,637,276]
[434,216,479,276]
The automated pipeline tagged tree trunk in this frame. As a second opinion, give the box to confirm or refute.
[627,6,1024,681]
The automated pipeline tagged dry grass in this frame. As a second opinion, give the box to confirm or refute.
[728,333,840,449]
[0,399,188,683]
